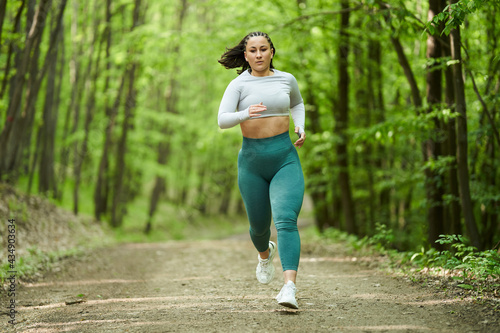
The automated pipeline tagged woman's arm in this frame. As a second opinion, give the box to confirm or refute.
[289,74,305,136]
[290,102,305,136]
[218,81,250,129]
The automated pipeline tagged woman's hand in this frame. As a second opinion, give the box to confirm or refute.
[248,102,266,118]
[294,127,305,148]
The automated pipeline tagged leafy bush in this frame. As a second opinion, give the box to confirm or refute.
[316,226,500,292]
[410,234,500,283]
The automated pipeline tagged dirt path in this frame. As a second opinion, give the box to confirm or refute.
[1,235,499,333]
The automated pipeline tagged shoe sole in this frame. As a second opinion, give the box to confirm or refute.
[278,300,298,309]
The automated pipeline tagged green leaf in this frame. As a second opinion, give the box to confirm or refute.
[457,284,474,290]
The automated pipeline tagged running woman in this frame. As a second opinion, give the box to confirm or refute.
[217,31,306,309]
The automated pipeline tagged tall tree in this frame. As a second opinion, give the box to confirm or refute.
[144,0,188,234]
[111,0,144,227]
[335,0,357,234]
[449,0,481,249]
[0,0,52,181]
[94,0,114,220]
[73,0,101,214]
[0,0,7,45]
[425,0,445,248]
[0,0,25,100]
[37,11,64,196]
[441,0,461,236]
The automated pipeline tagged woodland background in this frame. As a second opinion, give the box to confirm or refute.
[0,0,498,252]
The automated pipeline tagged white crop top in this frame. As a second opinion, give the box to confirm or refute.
[218,69,305,135]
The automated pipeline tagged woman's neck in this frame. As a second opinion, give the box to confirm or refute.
[250,68,274,77]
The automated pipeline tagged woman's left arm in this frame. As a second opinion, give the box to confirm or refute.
[289,74,306,148]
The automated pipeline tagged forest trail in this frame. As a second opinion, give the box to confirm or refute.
[1,236,498,333]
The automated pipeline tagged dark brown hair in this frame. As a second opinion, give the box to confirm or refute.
[218,31,275,75]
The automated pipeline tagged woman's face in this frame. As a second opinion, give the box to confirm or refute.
[244,36,274,76]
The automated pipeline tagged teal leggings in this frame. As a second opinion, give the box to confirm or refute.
[238,131,304,271]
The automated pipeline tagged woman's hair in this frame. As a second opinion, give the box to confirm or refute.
[218,31,275,75]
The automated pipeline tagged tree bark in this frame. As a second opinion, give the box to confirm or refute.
[0,0,7,45]
[442,16,461,236]
[73,0,100,214]
[390,36,422,108]
[425,0,445,248]
[0,1,25,108]
[94,0,114,220]
[0,0,52,181]
[111,0,143,227]
[449,5,481,249]
[367,35,387,234]
[38,24,62,196]
[335,0,357,235]
[111,62,138,227]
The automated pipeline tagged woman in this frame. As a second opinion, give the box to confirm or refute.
[217,31,306,309]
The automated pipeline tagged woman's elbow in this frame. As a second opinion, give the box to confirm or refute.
[218,118,228,129]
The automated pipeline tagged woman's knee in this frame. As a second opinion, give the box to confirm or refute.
[274,219,299,232]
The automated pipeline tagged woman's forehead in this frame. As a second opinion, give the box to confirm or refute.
[246,36,270,47]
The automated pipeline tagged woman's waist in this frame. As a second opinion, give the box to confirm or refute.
[240,130,293,153]
[240,116,289,139]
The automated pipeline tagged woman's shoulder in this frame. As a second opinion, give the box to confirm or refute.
[226,71,249,89]
[274,69,298,83]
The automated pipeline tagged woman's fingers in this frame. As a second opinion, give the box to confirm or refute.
[294,130,306,148]
[249,103,266,117]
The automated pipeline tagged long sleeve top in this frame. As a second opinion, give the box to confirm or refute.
[218,69,305,135]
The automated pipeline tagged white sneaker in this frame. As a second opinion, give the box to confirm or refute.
[276,281,298,309]
[256,241,276,284]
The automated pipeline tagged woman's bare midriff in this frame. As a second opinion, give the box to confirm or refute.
[240,116,290,138]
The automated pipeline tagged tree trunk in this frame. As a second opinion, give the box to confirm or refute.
[367,36,385,234]
[145,0,188,233]
[111,63,138,227]
[353,19,371,234]
[58,0,83,200]
[0,0,52,181]
[111,0,144,227]
[449,7,481,249]
[21,0,67,180]
[0,0,7,45]
[390,36,422,107]
[425,0,445,248]
[335,0,357,235]
[368,33,391,230]
[442,25,461,236]
[38,26,62,196]
[73,0,100,214]
[94,0,114,220]
[0,0,24,99]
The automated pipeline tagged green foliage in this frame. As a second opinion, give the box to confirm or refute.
[365,223,396,250]
[0,246,82,284]
[410,235,500,281]
[315,227,500,294]
[426,0,489,35]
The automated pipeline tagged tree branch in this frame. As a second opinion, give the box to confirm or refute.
[467,68,500,148]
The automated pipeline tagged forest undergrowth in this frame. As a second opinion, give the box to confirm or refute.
[303,225,500,311]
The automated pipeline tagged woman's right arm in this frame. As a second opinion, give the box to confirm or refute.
[218,81,250,129]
